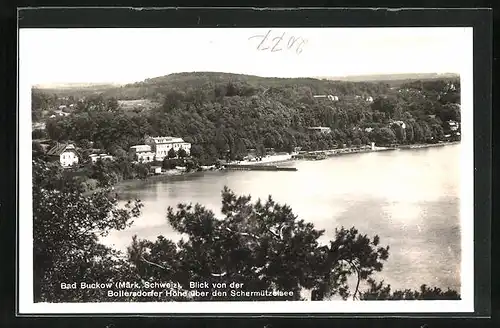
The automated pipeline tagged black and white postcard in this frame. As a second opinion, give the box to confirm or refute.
[18,23,476,315]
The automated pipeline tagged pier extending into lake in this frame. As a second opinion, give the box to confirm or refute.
[224,164,297,171]
[292,146,398,160]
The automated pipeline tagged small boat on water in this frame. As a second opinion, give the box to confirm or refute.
[224,164,297,171]
[175,166,187,172]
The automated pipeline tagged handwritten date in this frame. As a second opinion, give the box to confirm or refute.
[248,30,307,54]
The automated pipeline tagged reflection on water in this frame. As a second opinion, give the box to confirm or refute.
[103,145,461,292]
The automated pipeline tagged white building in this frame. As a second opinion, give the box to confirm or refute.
[313,95,339,101]
[129,145,155,163]
[89,153,114,164]
[447,120,460,131]
[151,166,162,174]
[46,143,79,168]
[145,136,191,161]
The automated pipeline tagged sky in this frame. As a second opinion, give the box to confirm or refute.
[19,27,471,85]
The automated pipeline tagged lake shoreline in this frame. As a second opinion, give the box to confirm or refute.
[398,141,461,149]
[107,141,460,193]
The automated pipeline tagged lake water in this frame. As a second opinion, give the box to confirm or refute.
[103,145,461,294]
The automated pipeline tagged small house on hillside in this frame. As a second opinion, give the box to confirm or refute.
[307,127,332,134]
[313,95,339,101]
[89,153,114,164]
[46,143,79,168]
[150,166,162,174]
[447,120,460,131]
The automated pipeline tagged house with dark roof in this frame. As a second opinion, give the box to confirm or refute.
[46,143,79,168]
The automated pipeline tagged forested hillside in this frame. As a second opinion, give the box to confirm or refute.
[32,72,463,302]
[32,72,461,165]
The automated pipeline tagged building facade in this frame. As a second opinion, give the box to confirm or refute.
[46,143,79,168]
[313,95,339,101]
[145,136,191,161]
[129,145,155,163]
[89,153,114,164]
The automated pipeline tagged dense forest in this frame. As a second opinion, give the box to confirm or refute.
[32,72,461,166]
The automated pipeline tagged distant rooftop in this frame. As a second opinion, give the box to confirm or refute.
[46,143,76,156]
[130,145,152,151]
[146,136,186,143]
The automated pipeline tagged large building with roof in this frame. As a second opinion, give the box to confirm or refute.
[129,145,155,163]
[144,136,191,161]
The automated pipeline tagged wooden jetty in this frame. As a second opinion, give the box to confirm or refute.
[292,153,327,160]
[224,164,297,171]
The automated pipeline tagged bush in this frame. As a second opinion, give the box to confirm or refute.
[32,129,47,139]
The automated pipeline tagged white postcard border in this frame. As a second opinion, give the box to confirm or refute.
[18,27,474,314]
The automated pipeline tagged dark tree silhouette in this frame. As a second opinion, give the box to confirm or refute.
[168,147,177,159]
[33,159,143,302]
[177,147,188,158]
[126,187,389,301]
[359,279,460,300]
